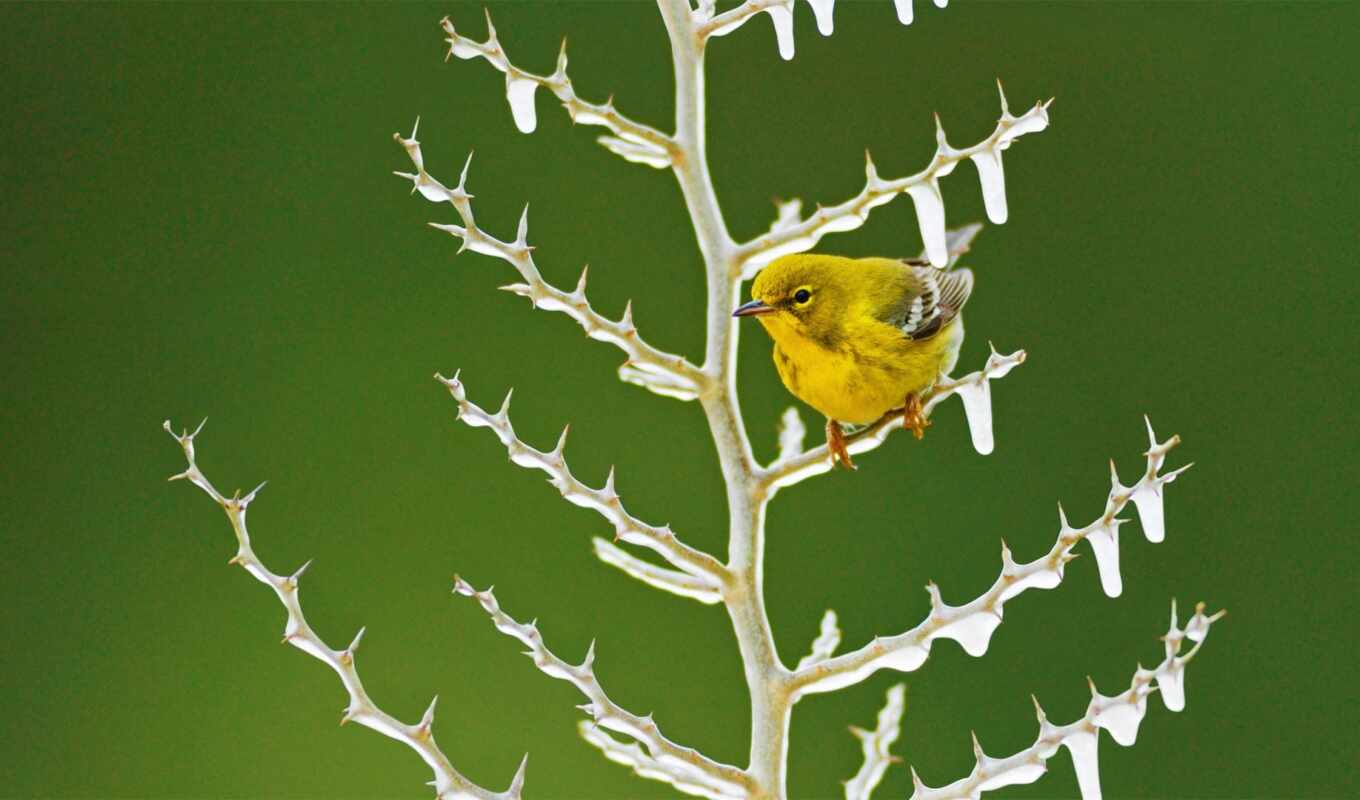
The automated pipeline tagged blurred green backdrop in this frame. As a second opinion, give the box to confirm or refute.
[2,1,1356,798]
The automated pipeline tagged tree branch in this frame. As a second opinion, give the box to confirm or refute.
[844,684,906,800]
[436,371,729,584]
[162,420,524,800]
[735,84,1051,276]
[788,420,1190,697]
[394,122,706,401]
[453,577,754,798]
[440,11,676,168]
[758,347,1026,493]
[592,537,724,605]
[906,600,1225,800]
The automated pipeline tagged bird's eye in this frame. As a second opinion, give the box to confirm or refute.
[794,288,812,304]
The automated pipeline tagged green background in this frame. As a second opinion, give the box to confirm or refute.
[3,1,1356,798]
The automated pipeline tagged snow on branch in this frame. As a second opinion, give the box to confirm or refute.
[440,12,675,168]
[760,346,1026,492]
[453,578,754,799]
[787,419,1191,697]
[698,0,948,60]
[436,371,729,586]
[736,83,1051,276]
[394,122,705,401]
[906,599,1226,800]
[162,420,524,800]
[844,683,906,800]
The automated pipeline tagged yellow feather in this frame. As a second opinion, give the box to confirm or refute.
[746,254,966,425]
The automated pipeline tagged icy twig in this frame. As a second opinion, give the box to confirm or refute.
[162,421,524,800]
[394,123,704,401]
[796,610,841,670]
[698,0,944,59]
[453,578,754,798]
[844,684,906,800]
[436,371,728,585]
[440,13,675,167]
[787,419,1191,696]
[906,600,1225,800]
[593,537,724,605]
[736,83,1051,276]
[759,347,1026,492]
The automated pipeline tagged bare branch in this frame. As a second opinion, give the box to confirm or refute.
[736,84,1051,276]
[788,420,1191,696]
[844,684,906,800]
[906,600,1225,800]
[162,421,524,800]
[759,347,1026,492]
[593,537,724,605]
[436,371,729,585]
[393,123,705,401]
[795,610,841,670]
[454,578,754,798]
[441,13,675,167]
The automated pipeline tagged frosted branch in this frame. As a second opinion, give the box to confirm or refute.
[698,0,947,60]
[162,421,524,800]
[796,610,842,670]
[907,599,1225,800]
[592,537,724,605]
[440,13,675,167]
[736,84,1051,276]
[453,578,753,798]
[394,123,704,400]
[844,684,906,800]
[436,371,728,585]
[759,347,1026,492]
[788,419,1191,696]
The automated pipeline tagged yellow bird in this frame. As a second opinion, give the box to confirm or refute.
[734,254,973,470]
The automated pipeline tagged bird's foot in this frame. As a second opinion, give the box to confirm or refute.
[825,419,856,471]
[903,394,931,440]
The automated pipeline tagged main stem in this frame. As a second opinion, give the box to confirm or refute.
[657,3,791,797]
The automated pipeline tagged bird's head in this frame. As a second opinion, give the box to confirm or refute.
[733,254,853,348]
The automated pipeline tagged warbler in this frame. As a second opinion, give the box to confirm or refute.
[734,254,973,470]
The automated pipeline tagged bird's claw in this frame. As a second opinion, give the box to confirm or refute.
[903,394,930,440]
[825,419,856,471]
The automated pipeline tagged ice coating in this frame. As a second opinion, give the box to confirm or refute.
[907,182,948,266]
[1091,689,1147,746]
[1064,731,1102,800]
[506,75,539,133]
[1131,482,1166,543]
[893,0,914,25]
[598,136,672,169]
[1155,659,1187,711]
[807,0,836,36]
[1085,521,1123,597]
[928,609,1002,657]
[768,2,796,61]
[955,378,995,455]
[970,148,1008,224]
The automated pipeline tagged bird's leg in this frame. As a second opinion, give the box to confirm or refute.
[825,419,856,470]
[903,393,931,440]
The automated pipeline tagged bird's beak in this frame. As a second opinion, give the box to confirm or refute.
[732,299,774,317]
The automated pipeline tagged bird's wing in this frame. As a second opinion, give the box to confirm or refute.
[887,264,974,341]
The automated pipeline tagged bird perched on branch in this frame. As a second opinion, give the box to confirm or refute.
[734,253,973,470]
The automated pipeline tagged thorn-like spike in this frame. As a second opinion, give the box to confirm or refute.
[289,559,313,586]
[554,424,571,456]
[864,148,879,181]
[1109,458,1122,488]
[458,151,474,191]
[621,300,635,329]
[582,638,597,669]
[1031,693,1047,722]
[348,626,367,653]
[483,7,497,41]
[971,730,984,759]
[498,388,514,418]
[1057,501,1071,529]
[910,766,925,790]
[417,695,438,735]
[996,77,1011,116]
[190,418,208,438]
[933,111,948,146]
[1087,675,1098,697]
[603,467,618,500]
[1144,414,1158,448]
[508,753,529,799]
[575,264,590,295]
[516,204,530,245]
